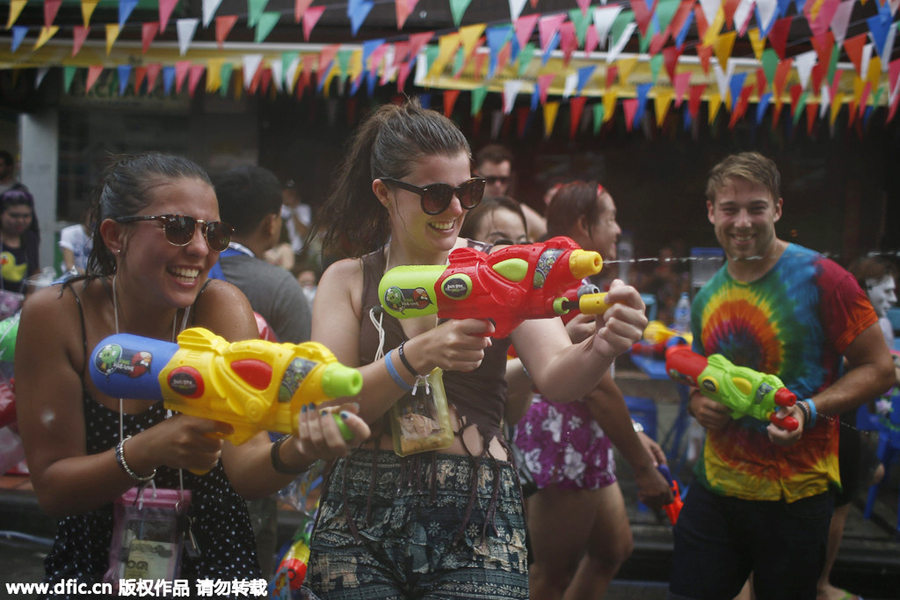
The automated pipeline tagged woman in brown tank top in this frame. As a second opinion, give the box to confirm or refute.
[302,98,649,600]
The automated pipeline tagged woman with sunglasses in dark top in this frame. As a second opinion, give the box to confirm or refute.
[0,185,41,296]
[303,97,648,599]
[15,154,369,597]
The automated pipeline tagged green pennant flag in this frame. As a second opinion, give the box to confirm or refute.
[454,46,465,75]
[656,0,679,34]
[220,63,233,97]
[827,44,839,84]
[872,84,884,107]
[471,85,488,115]
[336,49,353,77]
[247,0,268,28]
[792,91,808,126]
[567,8,591,46]
[610,10,635,48]
[650,54,663,85]
[517,43,536,77]
[639,31,651,54]
[449,0,472,28]
[593,103,604,135]
[424,45,440,75]
[64,65,77,93]
[255,12,279,43]
[761,49,778,90]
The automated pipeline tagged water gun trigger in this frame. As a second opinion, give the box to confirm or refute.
[768,412,800,432]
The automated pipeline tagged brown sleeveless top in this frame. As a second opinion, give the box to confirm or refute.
[358,243,512,449]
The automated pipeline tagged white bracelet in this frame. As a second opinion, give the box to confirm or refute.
[115,436,157,482]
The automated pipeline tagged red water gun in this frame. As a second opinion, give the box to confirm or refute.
[657,464,683,525]
[378,236,610,338]
[665,346,799,431]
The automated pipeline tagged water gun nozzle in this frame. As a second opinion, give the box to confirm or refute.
[569,250,603,280]
[321,363,364,399]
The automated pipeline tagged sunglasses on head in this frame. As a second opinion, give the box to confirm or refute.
[115,214,234,252]
[380,177,486,215]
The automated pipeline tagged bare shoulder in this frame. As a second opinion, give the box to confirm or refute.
[191,278,257,341]
[320,257,363,287]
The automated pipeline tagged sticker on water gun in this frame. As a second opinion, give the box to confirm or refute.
[279,357,317,402]
[533,249,563,289]
[167,366,205,399]
[94,343,153,379]
[382,286,433,313]
[440,274,472,300]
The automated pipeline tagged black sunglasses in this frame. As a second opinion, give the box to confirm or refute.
[380,177,486,215]
[115,214,234,252]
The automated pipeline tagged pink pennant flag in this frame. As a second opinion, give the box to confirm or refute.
[407,31,434,61]
[515,14,539,51]
[295,0,314,23]
[72,25,90,57]
[145,64,162,93]
[396,0,416,30]
[631,0,654,37]
[569,96,587,139]
[538,14,566,53]
[303,5,326,41]
[397,61,413,91]
[805,0,840,39]
[188,64,205,97]
[44,0,62,28]
[86,65,104,93]
[537,72,555,106]
[559,21,578,67]
[443,89,460,118]
[134,66,147,93]
[142,22,159,54]
[889,58,900,101]
[583,26,598,57]
[622,98,638,132]
[829,0,853,47]
[175,61,191,94]
[663,45,682,83]
[673,71,691,107]
[319,44,340,74]
[159,0,178,33]
[575,0,591,16]
[472,51,487,81]
[216,15,238,48]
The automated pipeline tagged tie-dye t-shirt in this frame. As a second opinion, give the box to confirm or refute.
[690,243,877,502]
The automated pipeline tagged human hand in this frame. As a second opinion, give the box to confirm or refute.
[565,313,596,344]
[690,392,731,431]
[637,431,667,467]
[766,405,805,446]
[292,402,370,462]
[144,415,234,473]
[634,460,674,510]
[413,318,494,373]
[590,280,648,360]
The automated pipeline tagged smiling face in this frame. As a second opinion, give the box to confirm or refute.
[867,275,898,318]
[114,176,220,310]
[707,177,782,267]
[380,152,473,257]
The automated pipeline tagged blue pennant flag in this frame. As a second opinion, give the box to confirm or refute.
[541,31,560,68]
[756,92,772,125]
[11,27,27,52]
[775,0,793,19]
[530,86,540,111]
[348,0,374,37]
[119,0,139,27]
[117,65,131,96]
[367,70,377,97]
[487,25,513,79]
[867,2,894,58]
[362,38,384,73]
[418,93,432,110]
[576,65,595,96]
[729,72,748,111]
[633,83,653,127]
[162,66,176,96]
[675,11,694,50]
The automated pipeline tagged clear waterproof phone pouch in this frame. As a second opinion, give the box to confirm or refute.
[104,486,191,592]
[390,368,454,456]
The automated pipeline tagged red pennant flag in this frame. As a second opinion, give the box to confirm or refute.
[302,5,326,41]
[673,71,691,106]
[806,101,818,135]
[811,31,835,70]
[134,66,147,93]
[696,45,713,75]
[472,52,487,81]
[649,33,668,55]
[771,102,783,130]
[843,33,867,78]
[728,85,753,129]
[755,67,767,97]
[768,17,792,60]
[858,81,871,118]
[44,0,62,28]
[663,45,682,83]
[631,0,656,37]
[145,64,162,93]
[569,96,588,139]
[72,26,90,57]
[188,65,205,97]
[517,107,530,139]
[443,89,460,118]
[142,22,159,54]
[693,3,709,41]
[248,66,263,95]
[722,0,741,28]
[86,65,104,93]
[622,98,638,132]
[216,15,238,49]
[174,61,191,94]
[260,69,273,97]
[810,63,826,94]
[774,58,793,98]
[606,66,618,89]
[295,0,314,23]
[688,84,706,121]
[789,84,802,117]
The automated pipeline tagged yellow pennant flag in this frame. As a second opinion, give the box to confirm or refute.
[233,67,243,100]
[713,31,737,71]
[348,48,363,81]
[206,58,225,92]
[428,33,461,80]
[34,26,59,50]
[616,57,639,86]
[708,92,722,124]
[867,56,881,88]
[602,88,618,122]
[654,89,674,128]
[6,0,27,29]
[543,101,559,139]
[703,7,725,47]
[458,23,486,63]
[852,75,865,106]
[81,0,100,27]
[829,92,843,126]
[747,29,765,62]
[106,24,120,55]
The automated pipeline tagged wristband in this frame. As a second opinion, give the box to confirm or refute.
[116,436,156,482]
[270,434,311,475]
[802,399,817,427]
[397,342,421,378]
[632,420,644,434]
[385,349,414,392]
[796,400,811,427]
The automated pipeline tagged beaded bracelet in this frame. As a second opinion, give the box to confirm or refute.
[796,400,811,427]
[115,436,156,482]
[802,399,817,427]
[385,349,414,392]
[397,342,421,378]
[270,434,311,475]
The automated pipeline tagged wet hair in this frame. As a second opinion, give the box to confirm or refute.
[848,256,898,288]
[311,97,472,258]
[474,144,513,169]
[0,185,39,241]
[459,196,527,242]
[706,152,781,205]
[546,181,606,239]
[86,153,212,277]
[213,165,281,237]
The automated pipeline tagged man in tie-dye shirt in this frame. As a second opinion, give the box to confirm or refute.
[666,152,894,600]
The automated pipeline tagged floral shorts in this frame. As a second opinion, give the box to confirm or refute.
[515,396,616,491]
[304,449,528,600]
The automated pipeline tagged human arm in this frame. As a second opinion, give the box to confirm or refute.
[503,357,534,426]
[581,372,672,509]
